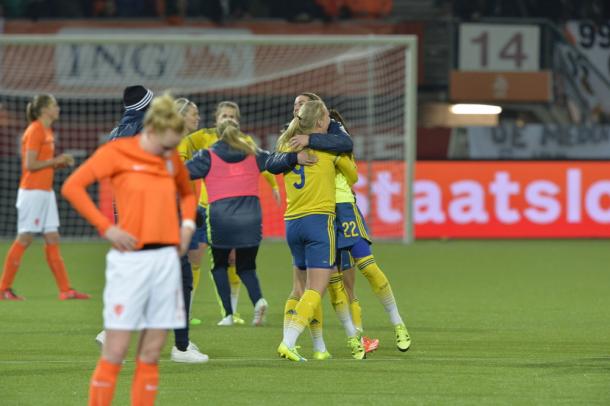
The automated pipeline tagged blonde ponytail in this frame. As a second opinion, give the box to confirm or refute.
[217,120,257,155]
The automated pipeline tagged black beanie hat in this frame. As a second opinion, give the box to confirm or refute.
[123,85,153,111]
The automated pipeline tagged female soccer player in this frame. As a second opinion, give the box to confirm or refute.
[186,119,269,326]
[288,94,412,353]
[62,94,197,405]
[178,100,280,326]
[0,94,89,301]
[267,99,364,361]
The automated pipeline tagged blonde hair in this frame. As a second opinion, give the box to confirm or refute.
[143,94,185,135]
[217,120,257,155]
[214,101,241,123]
[298,92,321,102]
[277,100,327,150]
[26,94,55,123]
[174,97,197,116]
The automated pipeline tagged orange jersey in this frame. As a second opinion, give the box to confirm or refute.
[61,136,196,248]
[20,120,55,190]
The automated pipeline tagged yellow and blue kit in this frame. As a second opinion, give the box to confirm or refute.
[266,141,357,269]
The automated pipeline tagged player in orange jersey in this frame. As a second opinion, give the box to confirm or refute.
[0,94,89,301]
[62,94,197,406]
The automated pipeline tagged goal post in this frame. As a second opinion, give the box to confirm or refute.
[0,34,417,243]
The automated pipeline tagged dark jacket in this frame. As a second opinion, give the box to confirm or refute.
[107,110,146,141]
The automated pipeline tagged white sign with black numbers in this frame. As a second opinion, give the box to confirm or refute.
[459,23,540,71]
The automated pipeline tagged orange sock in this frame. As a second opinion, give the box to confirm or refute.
[89,358,121,406]
[131,359,159,406]
[0,241,27,290]
[45,243,71,292]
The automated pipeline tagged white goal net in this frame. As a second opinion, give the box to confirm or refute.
[0,34,417,242]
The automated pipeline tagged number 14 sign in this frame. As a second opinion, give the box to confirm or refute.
[459,23,540,71]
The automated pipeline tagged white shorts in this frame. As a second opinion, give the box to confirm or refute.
[103,246,185,331]
[16,189,60,234]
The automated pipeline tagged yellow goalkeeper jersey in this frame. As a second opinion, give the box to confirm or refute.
[177,127,278,207]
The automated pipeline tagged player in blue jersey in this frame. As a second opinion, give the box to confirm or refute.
[288,94,411,352]
[267,99,365,361]
[186,119,269,326]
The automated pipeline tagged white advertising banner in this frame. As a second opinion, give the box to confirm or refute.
[467,124,610,159]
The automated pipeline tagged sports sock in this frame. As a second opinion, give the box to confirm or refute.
[328,272,358,337]
[228,264,240,312]
[356,255,404,326]
[89,357,121,406]
[0,241,27,290]
[174,256,191,350]
[283,296,299,335]
[236,269,262,306]
[284,289,321,348]
[191,262,201,291]
[211,266,232,316]
[309,302,326,353]
[350,299,363,331]
[131,359,159,406]
[45,243,71,292]
[189,262,200,318]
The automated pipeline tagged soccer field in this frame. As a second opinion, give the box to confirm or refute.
[1,239,609,405]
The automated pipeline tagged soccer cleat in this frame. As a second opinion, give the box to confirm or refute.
[347,336,366,360]
[252,298,268,326]
[171,342,209,363]
[190,318,202,326]
[312,350,332,360]
[362,335,380,353]
[277,342,307,361]
[95,330,106,347]
[232,313,245,325]
[59,288,90,300]
[217,315,234,326]
[0,288,25,301]
[395,323,411,352]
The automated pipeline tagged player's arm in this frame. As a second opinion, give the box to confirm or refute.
[173,157,197,255]
[335,154,358,186]
[60,150,115,236]
[301,120,354,153]
[266,150,318,174]
[185,149,212,180]
[24,130,73,171]
[265,151,298,174]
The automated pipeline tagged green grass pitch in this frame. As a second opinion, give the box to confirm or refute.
[1,239,609,405]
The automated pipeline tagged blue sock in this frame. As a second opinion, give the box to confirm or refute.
[174,255,192,352]
[238,269,262,306]
[211,266,233,316]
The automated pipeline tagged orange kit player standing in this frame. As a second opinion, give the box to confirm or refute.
[0,94,89,301]
[62,94,197,406]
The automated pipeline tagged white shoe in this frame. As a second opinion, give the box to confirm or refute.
[252,298,268,326]
[95,330,106,347]
[171,344,209,363]
[217,315,234,326]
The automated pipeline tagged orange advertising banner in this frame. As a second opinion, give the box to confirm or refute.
[450,70,552,102]
[100,161,610,239]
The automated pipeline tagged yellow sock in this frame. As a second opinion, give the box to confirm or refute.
[328,272,357,337]
[287,289,320,336]
[350,299,363,331]
[309,301,326,352]
[192,263,201,291]
[356,255,404,326]
[283,296,299,334]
